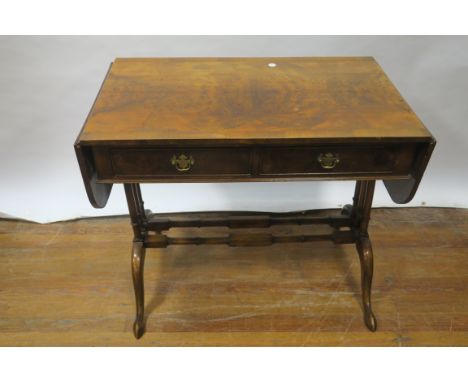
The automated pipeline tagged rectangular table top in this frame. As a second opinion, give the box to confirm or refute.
[78,57,432,144]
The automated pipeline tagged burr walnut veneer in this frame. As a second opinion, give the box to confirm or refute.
[75,57,435,339]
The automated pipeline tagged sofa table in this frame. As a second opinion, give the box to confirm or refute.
[75,57,435,339]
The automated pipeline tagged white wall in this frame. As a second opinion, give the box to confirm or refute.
[0,36,467,223]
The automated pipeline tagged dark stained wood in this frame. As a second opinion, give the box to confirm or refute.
[91,143,419,183]
[74,57,437,339]
[96,146,253,180]
[384,139,436,204]
[353,180,377,331]
[74,144,112,208]
[131,241,145,339]
[126,179,378,338]
[258,144,416,177]
[124,183,148,337]
[356,236,377,331]
[146,209,353,232]
[145,230,356,248]
[124,183,147,241]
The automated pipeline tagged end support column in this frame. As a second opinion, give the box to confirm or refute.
[124,183,148,339]
[351,180,377,332]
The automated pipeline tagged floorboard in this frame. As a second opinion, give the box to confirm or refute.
[0,208,467,346]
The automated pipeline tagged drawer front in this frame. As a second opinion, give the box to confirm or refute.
[94,147,252,180]
[259,145,416,177]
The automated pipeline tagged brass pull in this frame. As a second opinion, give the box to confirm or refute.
[171,154,194,172]
[318,153,340,169]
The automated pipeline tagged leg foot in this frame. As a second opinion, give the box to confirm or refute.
[356,235,377,332]
[133,320,145,339]
[131,241,146,339]
[364,308,377,332]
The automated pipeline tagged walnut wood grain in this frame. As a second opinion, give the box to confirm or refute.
[78,57,432,142]
[75,57,435,206]
[73,57,437,339]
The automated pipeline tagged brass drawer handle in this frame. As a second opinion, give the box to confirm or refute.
[171,154,195,172]
[318,153,340,169]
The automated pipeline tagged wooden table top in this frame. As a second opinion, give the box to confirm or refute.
[78,57,432,144]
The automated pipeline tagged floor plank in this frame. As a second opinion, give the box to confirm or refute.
[0,208,467,346]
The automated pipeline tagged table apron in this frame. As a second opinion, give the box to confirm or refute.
[91,143,423,183]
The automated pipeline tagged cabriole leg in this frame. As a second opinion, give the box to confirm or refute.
[356,235,377,331]
[131,240,146,339]
[352,180,377,332]
[124,183,148,339]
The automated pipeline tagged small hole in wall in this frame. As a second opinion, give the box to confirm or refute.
[268,62,277,68]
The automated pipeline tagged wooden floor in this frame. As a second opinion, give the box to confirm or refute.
[0,208,467,346]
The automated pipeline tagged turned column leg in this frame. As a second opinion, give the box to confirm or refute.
[352,180,377,332]
[124,183,148,339]
[341,180,362,217]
